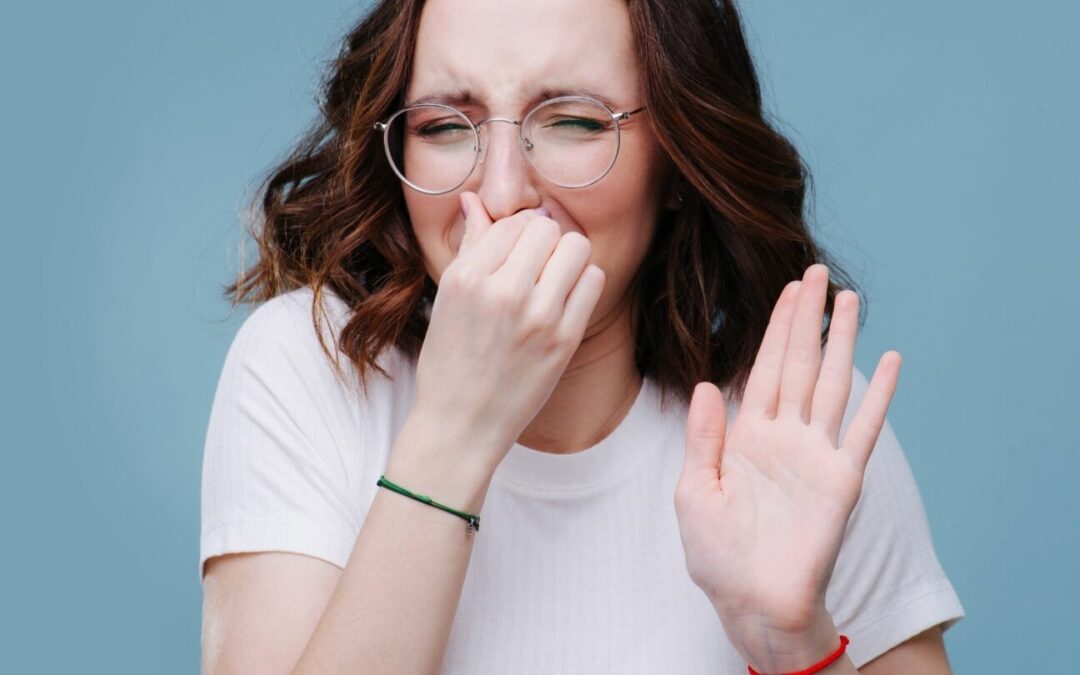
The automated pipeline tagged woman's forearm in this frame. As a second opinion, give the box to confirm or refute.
[292,413,500,675]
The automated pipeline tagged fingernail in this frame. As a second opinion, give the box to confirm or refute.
[536,207,551,218]
[460,194,469,220]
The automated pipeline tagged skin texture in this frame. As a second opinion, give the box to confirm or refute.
[861,625,952,674]
[201,1,956,672]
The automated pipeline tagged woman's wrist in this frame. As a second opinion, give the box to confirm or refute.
[404,404,513,468]
[387,415,502,515]
[719,607,850,674]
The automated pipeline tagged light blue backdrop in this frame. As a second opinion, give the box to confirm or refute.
[2,1,1075,672]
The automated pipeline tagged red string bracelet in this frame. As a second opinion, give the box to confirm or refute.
[746,634,850,675]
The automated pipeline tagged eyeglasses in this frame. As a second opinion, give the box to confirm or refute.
[372,95,647,195]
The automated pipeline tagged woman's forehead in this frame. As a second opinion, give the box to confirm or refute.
[407,0,639,111]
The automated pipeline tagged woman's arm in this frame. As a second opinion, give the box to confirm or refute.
[201,412,500,675]
[201,552,341,674]
[859,625,952,675]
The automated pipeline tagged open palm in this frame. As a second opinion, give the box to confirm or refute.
[674,263,902,636]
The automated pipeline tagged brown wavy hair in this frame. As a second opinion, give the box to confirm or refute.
[224,0,866,408]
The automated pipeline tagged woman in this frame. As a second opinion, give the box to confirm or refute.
[200,0,965,672]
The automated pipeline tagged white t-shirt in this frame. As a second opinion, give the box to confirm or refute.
[200,286,965,672]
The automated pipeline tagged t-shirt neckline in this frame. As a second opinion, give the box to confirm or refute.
[492,375,660,494]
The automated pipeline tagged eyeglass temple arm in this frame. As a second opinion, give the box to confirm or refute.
[614,105,647,121]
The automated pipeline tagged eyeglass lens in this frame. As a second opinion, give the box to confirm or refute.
[384,98,620,193]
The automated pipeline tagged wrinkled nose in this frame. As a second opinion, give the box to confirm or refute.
[472,119,543,221]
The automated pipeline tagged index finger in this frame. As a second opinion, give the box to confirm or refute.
[456,191,493,259]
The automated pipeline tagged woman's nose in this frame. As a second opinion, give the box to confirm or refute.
[473,121,542,219]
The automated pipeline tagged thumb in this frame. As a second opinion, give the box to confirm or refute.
[457,191,493,258]
[683,381,729,485]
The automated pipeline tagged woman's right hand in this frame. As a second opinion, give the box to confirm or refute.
[410,191,607,469]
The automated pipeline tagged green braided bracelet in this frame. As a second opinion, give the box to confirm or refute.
[376,475,481,533]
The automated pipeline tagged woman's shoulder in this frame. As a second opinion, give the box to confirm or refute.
[201,285,414,578]
[234,285,348,355]
[225,285,414,405]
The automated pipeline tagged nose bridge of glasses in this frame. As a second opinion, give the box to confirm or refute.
[475,118,525,165]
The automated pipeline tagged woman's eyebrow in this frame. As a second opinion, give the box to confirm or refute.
[403,86,623,110]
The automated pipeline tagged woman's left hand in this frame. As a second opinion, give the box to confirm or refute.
[674,263,901,651]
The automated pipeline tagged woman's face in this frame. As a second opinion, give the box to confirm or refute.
[403,0,675,325]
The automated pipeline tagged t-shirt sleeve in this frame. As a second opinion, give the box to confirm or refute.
[199,291,363,584]
[824,365,966,668]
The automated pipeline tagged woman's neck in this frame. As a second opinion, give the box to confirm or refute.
[514,305,642,455]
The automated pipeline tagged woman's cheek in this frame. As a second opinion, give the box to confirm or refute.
[406,214,457,285]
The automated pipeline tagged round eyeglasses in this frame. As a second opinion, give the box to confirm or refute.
[372,95,647,195]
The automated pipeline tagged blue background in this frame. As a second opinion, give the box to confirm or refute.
[2,1,1076,672]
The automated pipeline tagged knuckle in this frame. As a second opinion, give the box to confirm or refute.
[817,363,848,384]
[520,306,552,334]
[498,216,525,233]
[549,324,570,347]
[443,265,484,296]
[488,281,528,311]
[786,344,818,364]
[522,302,559,334]
[551,323,580,350]
[754,349,784,371]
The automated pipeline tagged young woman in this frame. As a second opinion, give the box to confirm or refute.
[199,0,964,672]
